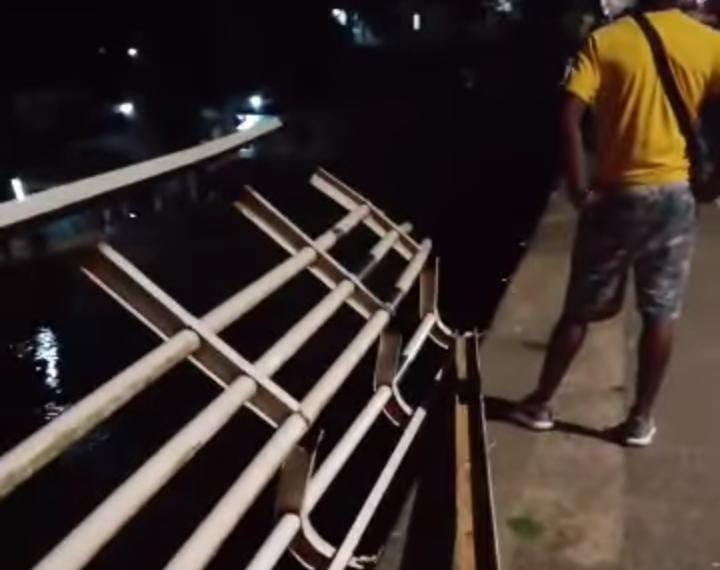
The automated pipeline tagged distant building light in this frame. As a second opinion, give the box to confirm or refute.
[11,177,26,202]
[127,47,139,58]
[248,94,265,112]
[98,46,107,55]
[331,8,348,26]
[235,114,263,132]
[497,0,513,13]
[114,101,136,117]
[128,212,138,219]
[412,12,422,31]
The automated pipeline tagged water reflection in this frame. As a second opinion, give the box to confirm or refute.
[34,327,60,389]
[14,326,67,421]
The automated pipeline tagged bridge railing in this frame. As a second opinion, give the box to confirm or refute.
[0,120,498,570]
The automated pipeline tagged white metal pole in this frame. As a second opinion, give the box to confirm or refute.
[35,224,406,570]
[203,205,369,331]
[245,515,302,570]
[0,330,199,499]
[0,118,282,231]
[245,315,436,570]
[0,209,369,500]
[327,407,429,570]
[391,240,432,307]
[165,415,309,570]
[34,377,259,570]
[305,388,391,511]
[179,244,430,569]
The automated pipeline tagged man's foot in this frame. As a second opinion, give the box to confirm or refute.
[510,400,555,431]
[620,416,657,447]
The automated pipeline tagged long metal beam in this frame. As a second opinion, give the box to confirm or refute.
[245,319,437,570]
[83,243,299,426]
[327,402,430,570]
[0,154,473,570]
[34,220,409,570]
[310,168,420,260]
[0,207,369,499]
[164,241,431,570]
[0,117,281,231]
[236,188,387,320]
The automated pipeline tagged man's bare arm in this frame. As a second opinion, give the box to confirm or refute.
[561,93,591,209]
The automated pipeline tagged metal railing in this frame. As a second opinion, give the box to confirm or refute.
[0,120,498,570]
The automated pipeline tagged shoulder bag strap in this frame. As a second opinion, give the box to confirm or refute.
[633,12,702,168]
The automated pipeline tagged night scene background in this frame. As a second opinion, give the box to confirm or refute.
[1,2,716,569]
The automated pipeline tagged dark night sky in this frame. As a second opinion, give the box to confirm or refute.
[4,4,341,86]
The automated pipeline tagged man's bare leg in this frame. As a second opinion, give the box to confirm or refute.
[619,317,674,446]
[629,317,674,420]
[528,316,589,405]
[512,316,588,429]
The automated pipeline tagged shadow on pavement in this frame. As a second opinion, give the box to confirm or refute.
[484,395,622,446]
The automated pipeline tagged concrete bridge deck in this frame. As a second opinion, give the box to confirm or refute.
[482,194,720,569]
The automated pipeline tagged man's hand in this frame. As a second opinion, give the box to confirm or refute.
[561,93,591,210]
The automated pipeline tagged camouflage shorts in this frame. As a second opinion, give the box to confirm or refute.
[564,182,696,322]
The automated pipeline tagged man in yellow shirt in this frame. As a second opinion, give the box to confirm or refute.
[513,0,720,446]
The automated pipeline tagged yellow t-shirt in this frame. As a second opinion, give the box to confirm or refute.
[565,9,720,186]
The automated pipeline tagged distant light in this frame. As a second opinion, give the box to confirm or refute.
[114,101,135,117]
[331,8,348,26]
[235,114,262,131]
[128,212,138,219]
[127,47,139,58]
[497,0,513,13]
[412,12,422,31]
[98,46,107,55]
[35,327,60,390]
[11,177,26,202]
[248,94,265,112]
[239,144,257,159]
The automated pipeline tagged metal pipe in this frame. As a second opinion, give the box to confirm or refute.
[310,169,420,260]
[403,313,436,358]
[244,389,396,570]
[165,414,309,570]
[245,515,302,570]
[397,313,437,382]
[203,205,369,331]
[313,386,392,511]
[300,311,391,423]
[0,331,200,499]
[245,315,437,570]
[0,118,282,231]
[356,222,412,280]
[390,240,432,308]
[254,282,354,374]
[327,407,428,570]
[35,226,404,570]
[165,311,390,570]
[34,377,258,570]
[0,209,369,502]
[315,205,372,251]
[167,241,435,568]
[166,244,431,569]
[202,249,317,332]
[37,290,341,569]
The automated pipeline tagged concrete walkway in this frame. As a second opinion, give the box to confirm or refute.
[482,194,720,569]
